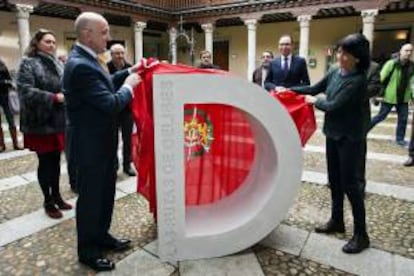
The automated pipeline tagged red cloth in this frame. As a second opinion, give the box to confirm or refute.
[270,91,316,146]
[24,133,64,153]
[130,59,316,215]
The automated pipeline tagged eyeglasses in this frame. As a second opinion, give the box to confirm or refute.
[279,43,291,46]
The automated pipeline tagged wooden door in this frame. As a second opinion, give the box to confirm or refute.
[213,41,229,71]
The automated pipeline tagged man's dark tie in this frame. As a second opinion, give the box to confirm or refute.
[282,56,289,77]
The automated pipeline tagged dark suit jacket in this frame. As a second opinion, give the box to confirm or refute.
[252,66,269,87]
[264,55,310,91]
[63,45,132,166]
[366,61,381,98]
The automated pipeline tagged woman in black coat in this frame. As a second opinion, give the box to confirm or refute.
[290,33,371,254]
[17,29,72,219]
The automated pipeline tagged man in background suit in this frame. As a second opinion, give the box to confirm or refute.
[252,51,273,88]
[63,12,141,272]
[264,34,310,91]
[107,43,136,176]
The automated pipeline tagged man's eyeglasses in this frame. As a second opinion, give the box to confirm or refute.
[279,43,291,46]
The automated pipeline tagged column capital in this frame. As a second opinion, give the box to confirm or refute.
[201,23,214,33]
[244,19,257,31]
[361,9,378,24]
[134,21,147,32]
[15,3,34,19]
[297,14,312,23]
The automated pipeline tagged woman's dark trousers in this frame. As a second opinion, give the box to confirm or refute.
[326,137,367,235]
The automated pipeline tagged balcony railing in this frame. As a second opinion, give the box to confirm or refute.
[132,0,251,10]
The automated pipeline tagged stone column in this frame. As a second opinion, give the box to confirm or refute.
[16,4,34,57]
[201,23,214,56]
[244,19,257,81]
[297,15,312,61]
[361,9,378,51]
[169,27,177,65]
[134,21,147,63]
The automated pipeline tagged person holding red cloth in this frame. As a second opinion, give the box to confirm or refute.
[17,29,72,219]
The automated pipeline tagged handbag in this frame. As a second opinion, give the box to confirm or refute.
[8,88,20,115]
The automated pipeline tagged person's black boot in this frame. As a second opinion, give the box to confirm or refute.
[315,219,345,234]
[342,233,370,254]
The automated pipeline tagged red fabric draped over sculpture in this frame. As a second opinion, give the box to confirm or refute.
[130,59,316,215]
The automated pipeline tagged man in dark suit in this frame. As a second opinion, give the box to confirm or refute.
[264,35,310,91]
[252,50,273,88]
[107,43,136,176]
[63,12,141,272]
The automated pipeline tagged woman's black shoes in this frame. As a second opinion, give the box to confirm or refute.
[79,257,115,271]
[314,219,345,234]
[342,234,370,254]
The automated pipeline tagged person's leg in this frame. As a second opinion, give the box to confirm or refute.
[368,102,393,131]
[37,151,62,219]
[404,112,414,166]
[338,139,369,253]
[315,138,345,233]
[49,151,72,210]
[120,109,136,176]
[101,157,117,241]
[76,160,114,261]
[395,102,409,144]
[356,139,367,197]
[0,97,7,152]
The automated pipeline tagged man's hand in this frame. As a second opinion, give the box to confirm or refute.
[129,58,160,73]
[124,74,141,88]
[305,95,317,104]
[129,63,141,73]
[275,86,288,93]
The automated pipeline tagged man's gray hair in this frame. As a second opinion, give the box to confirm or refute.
[110,43,125,53]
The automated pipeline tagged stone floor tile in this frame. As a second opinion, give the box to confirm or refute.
[394,254,414,276]
[308,130,409,155]
[0,149,31,161]
[0,197,77,247]
[0,193,156,275]
[254,244,354,276]
[180,250,264,276]
[0,175,74,223]
[260,224,309,256]
[100,249,176,276]
[305,144,407,163]
[301,233,393,276]
[302,170,414,202]
[285,183,414,258]
[0,175,28,191]
[0,153,37,179]
[20,170,39,183]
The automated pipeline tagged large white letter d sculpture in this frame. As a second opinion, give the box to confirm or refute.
[153,74,302,262]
